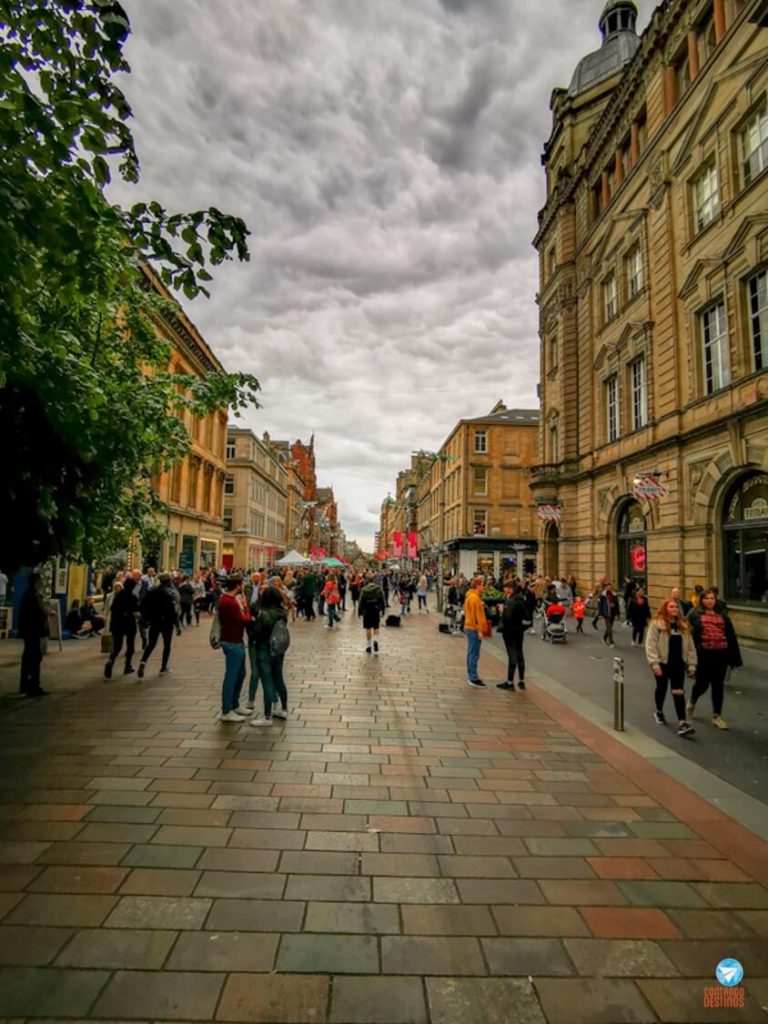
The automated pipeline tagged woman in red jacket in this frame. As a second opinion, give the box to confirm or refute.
[217,576,251,722]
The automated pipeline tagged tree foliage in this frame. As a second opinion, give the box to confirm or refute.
[0,0,261,573]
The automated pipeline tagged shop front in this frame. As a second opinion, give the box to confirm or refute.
[446,537,538,581]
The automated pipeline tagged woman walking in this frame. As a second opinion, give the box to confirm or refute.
[627,587,651,648]
[322,575,341,629]
[598,583,620,647]
[416,574,429,612]
[497,581,527,692]
[686,588,741,730]
[645,598,697,737]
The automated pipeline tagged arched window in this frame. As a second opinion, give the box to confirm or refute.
[723,474,768,604]
[617,500,647,586]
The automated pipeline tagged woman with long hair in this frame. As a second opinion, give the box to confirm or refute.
[645,598,697,736]
[686,587,741,730]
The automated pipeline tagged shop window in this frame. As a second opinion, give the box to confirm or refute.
[602,272,618,324]
[741,109,768,186]
[625,244,644,300]
[630,357,648,430]
[693,161,720,231]
[617,501,647,586]
[723,474,768,604]
[472,509,488,536]
[701,301,730,393]
[605,374,620,442]
[476,553,494,575]
[473,466,488,497]
[748,269,768,371]
[474,430,487,454]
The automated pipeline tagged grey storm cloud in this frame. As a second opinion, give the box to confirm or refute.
[113,0,655,547]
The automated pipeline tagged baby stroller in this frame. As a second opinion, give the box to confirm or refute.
[541,602,567,643]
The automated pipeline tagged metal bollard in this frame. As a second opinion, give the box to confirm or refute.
[613,657,625,732]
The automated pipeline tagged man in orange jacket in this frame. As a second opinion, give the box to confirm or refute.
[464,576,488,688]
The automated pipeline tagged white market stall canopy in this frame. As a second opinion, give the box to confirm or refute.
[274,549,312,567]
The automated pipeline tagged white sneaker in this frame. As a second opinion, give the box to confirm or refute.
[220,710,247,722]
[250,716,273,728]
[272,707,288,720]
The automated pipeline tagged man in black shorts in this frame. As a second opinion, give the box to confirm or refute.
[358,572,386,654]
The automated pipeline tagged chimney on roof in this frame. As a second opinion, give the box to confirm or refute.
[490,400,507,414]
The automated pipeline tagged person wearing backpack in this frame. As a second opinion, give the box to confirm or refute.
[358,572,386,654]
[248,584,290,727]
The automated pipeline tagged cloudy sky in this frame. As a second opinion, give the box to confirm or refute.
[116,0,655,549]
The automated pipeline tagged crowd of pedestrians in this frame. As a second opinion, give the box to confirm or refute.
[16,557,743,744]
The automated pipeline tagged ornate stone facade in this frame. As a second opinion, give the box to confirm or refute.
[532,0,768,642]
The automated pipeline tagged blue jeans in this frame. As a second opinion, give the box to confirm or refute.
[221,642,246,714]
[253,646,288,717]
[327,604,340,627]
[465,629,481,681]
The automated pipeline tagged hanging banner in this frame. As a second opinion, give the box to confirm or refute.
[407,531,418,559]
[392,532,403,557]
[633,475,668,500]
[536,504,562,522]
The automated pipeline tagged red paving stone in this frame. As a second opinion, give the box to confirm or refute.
[0,602,766,1022]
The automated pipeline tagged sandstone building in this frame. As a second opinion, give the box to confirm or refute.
[223,428,288,569]
[532,0,768,641]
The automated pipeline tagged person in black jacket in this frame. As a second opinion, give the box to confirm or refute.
[18,572,49,697]
[497,581,527,692]
[137,573,178,679]
[104,578,139,678]
[627,587,652,647]
[686,587,742,730]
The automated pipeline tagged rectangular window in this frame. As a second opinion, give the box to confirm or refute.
[693,162,720,231]
[474,430,487,454]
[625,245,644,300]
[226,441,236,460]
[603,273,618,323]
[223,508,233,532]
[606,375,620,442]
[701,301,730,393]
[749,269,768,371]
[472,509,488,536]
[224,474,235,496]
[473,466,488,497]
[630,357,648,430]
[549,425,559,464]
[741,110,768,186]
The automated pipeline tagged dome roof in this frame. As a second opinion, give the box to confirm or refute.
[569,0,640,98]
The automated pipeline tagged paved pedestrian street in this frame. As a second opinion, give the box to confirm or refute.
[0,608,767,1024]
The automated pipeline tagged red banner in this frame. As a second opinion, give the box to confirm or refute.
[407,531,418,559]
[392,532,403,557]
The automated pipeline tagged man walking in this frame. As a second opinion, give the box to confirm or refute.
[137,573,178,678]
[463,576,487,688]
[358,572,386,654]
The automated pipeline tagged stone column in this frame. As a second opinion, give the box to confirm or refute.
[664,65,676,115]
[713,0,726,43]
[630,122,640,166]
[687,30,699,80]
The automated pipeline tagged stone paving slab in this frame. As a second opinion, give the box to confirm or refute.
[0,604,767,1022]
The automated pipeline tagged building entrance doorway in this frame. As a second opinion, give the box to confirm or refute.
[617,500,647,588]
[543,522,559,578]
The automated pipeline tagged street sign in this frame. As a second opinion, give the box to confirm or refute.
[536,504,561,522]
[633,475,669,500]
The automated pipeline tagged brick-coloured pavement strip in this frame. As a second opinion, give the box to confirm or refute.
[0,603,767,1023]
